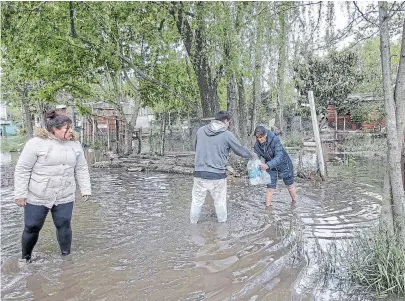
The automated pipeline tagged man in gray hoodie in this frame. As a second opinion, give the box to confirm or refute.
[190,110,254,223]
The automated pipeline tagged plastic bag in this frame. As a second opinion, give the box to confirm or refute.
[247,159,271,185]
[259,169,271,184]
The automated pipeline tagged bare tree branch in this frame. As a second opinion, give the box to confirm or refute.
[353,1,378,26]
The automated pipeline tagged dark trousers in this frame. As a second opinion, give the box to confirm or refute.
[22,202,74,260]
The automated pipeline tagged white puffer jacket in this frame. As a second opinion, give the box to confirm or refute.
[14,128,91,208]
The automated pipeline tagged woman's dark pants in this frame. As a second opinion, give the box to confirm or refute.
[22,202,74,260]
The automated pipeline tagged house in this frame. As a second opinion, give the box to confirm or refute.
[327,93,385,132]
[77,102,154,147]
[327,103,353,130]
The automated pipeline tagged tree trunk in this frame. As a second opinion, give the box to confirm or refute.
[123,70,142,155]
[37,101,47,128]
[20,84,33,138]
[160,113,167,156]
[379,1,405,242]
[394,19,405,148]
[250,3,263,135]
[381,165,395,235]
[277,7,287,133]
[238,77,248,145]
[172,2,220,118]
[124,121,132,155]
[196,66,219,118]
[394,18,405,189]
[227,77,240,139]
[115,119,119,153]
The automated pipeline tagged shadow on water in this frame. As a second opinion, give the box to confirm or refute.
[1,150,388,300]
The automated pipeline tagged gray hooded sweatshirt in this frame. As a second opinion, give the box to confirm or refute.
[194,120,253,179]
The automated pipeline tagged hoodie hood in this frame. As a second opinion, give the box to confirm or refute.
[264,130,276,147]
[204,120,229,136]
[258,130,276,150]
[34,127,79,141]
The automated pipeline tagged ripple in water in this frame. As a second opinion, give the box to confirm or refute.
[1,155,385,300]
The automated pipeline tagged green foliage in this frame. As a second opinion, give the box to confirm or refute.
[348,229,405,297]
[294,51,364,109]
[281,132,304,148]
[1,1,198,117]
[0,135,28,152]
[352,38,401,95]
[344,100,384,126]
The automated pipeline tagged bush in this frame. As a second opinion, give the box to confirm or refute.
[343,134,386,153]
[282,132,304,148]
[0,135,28,152]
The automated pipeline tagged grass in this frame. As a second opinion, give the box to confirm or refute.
[274,215,405,298]
[343,135,387,153]
[0,135,28,152]
[347,229,405,297]
[316,228,405,298]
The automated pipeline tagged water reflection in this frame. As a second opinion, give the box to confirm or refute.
[1,152,385,301]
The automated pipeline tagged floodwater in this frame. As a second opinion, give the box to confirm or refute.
[1,151,385,300]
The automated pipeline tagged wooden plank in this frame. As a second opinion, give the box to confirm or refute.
[308,91,327,180]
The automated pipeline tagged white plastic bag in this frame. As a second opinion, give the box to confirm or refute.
[259,168,271,184]
[247,159,271,185]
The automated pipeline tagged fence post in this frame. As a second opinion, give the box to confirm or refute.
[335,109,338,140]
[80,116,84,145]
[308,91,327,180]
[107,121,110,150]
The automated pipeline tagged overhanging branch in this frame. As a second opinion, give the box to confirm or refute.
[119,54,198,110]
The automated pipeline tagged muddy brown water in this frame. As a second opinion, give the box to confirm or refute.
[1,151,386,300]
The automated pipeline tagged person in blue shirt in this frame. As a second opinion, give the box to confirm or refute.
[253,125,296,207]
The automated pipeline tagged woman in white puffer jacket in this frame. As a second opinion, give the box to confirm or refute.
[14,110,91,262]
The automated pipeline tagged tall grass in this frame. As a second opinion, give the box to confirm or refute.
[347,229,405,297]
[316,228,405,298]
[277,216,405,298]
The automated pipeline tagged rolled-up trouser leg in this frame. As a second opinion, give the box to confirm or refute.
[51,202,73,256]
[210,178,227,223]
[190,177,208,224]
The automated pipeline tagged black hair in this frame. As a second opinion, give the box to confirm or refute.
[215,110,232,122]
[45,110,72,133]
[254,125,267,137]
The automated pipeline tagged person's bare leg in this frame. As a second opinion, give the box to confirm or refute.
[287,184,296,202]
[266,188,275,207]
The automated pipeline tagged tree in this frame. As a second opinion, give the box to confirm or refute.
[169,2,223,118]
[2,2,199,154]
[293,51,364,111]
[378,1,405,243]
[276,2,288,133]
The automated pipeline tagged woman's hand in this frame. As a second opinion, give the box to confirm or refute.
[15,199,27,207]
[260,164,269,171]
